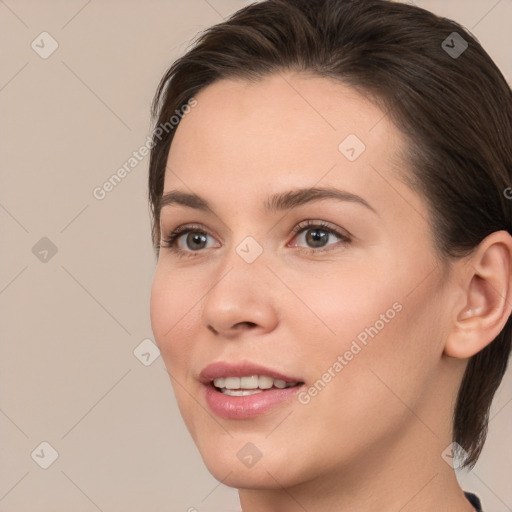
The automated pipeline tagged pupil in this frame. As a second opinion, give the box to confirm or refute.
[187,232,207,250]
[306,228,327,247]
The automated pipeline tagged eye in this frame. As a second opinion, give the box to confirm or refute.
[289,220,351,252]
[160,220,351,257]
[160,224,218,256]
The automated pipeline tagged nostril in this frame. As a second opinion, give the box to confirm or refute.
[236,321,257,329]
[207,321,257,335]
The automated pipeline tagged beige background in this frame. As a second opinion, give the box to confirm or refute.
[1,0,511,510]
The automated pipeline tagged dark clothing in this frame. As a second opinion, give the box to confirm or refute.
[465,491,483,511]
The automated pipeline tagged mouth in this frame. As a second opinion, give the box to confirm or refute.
[200,361,305,419]
[211,375,303,396]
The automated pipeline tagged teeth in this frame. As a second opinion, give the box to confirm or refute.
[213,377,225,388]
[242,375,259,389]
[224,377,240,389]
[213,375,298,393]
[222,389,263,396]
[258,375,274,389]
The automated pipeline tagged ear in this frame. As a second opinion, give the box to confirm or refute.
[444,230,512,358]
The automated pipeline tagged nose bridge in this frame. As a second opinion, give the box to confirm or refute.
[214,231,269,291]
[201,236,277,336]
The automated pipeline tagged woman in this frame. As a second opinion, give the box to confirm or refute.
[148,0,512,510]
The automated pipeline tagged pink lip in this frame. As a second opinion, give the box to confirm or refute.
[199,361,305,420]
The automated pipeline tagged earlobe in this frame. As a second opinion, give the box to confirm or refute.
[444,231,512,359]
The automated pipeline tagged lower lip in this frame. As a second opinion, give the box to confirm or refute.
[203,383,304,419]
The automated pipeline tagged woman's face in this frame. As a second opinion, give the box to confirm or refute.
[150,73,457,489]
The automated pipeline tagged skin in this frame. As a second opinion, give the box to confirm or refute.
[150,72,512,511]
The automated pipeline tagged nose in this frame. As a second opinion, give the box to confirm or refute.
[201,251,279,339]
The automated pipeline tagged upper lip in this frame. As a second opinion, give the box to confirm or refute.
[199,361,303,384]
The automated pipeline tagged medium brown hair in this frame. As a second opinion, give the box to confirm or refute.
[148,0,512,467]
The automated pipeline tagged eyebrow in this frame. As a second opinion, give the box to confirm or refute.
[158,186,377,215]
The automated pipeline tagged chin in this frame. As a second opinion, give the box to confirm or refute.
[196,439,306,490]
[206,461,295,490]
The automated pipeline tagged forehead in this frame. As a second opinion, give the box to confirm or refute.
[166,72,403,179]
[163,72,423,223]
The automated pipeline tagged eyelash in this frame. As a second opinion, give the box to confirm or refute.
[160,220,351,258]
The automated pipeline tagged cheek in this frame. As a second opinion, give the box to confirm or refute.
[277,283,444,476]
[149,264,200,373]
[292,255,445,411]
[284,259,402,349]
[150,265,206,433]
